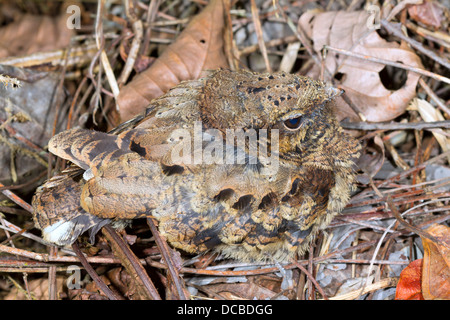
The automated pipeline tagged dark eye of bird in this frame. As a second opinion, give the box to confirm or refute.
[283,117,302,130]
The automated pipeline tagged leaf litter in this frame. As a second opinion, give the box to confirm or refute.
[0,0,449,301]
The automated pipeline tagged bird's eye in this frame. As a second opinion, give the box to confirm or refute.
[283,117,302,130]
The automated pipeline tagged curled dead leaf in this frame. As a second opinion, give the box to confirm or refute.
[117,0,228,122]
[395,259,424,300]
[299,10,422,122]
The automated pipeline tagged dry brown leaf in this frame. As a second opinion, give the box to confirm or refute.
[117,0,228,122]
[106,267,143,300]
[0,7,74,58]
[5,277,65,300]
[408,0,445,29]
[299,10,422,122]
[206,282,277,300]
[421,224,450,300]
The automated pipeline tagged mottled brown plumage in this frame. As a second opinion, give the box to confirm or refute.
[32,69,360,262]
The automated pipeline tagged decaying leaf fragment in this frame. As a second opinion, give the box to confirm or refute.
[421,224,450,300]
[299,10,422,122]
[117,0,228,122]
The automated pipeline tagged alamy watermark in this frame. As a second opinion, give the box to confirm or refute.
[366,4,381,30]
[66,5,81,30]
[168,121,280,175]
[66,265,81,289]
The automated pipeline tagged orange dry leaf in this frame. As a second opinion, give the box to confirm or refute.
[395,259,424,300]
[298,10,422,122]
[421,224,450,300]
[117,0,228,122]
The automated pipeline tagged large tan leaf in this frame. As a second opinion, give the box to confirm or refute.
[299,10,422,122]
[117,0,228,122]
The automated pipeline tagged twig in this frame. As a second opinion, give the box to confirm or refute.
[274,2,324,72]
[66,76,88,130]
[376,150,450,188]
[72,242,124,300]
[327,277,399,300]
[147,218,188,300]
[324,45,450,85]
[340,92,367,121]
[386,196,449,249]
[240,35,298,57]
[0,243,124,264]
[250,0,272,72]
[291,257,328,300]
[341,120,450,131]
[118,0,144,87]
[405,20,450,49]
[0,43,98,68]
[0,171,46,191]
[418,78,450,117]
[102,225,161,300]
[0,182,34,213]
[95,0,120,100]
[146,241,387,277]
[381,20,450,71]
[385,0,423,22]
[141,0,161,57]
[359,197,450,299]
[48,247,57,300]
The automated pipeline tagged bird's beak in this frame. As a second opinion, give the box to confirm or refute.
[325,85,344,100]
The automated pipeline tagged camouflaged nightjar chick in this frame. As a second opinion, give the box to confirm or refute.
[32,69,360,262]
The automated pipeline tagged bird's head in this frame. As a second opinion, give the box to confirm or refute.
[200,69,344,161]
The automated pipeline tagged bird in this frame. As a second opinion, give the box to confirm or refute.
[32,69,361,262]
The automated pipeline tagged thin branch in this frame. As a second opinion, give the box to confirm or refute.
[387,196,449,250]
[324,45,450,85]
[291,258,328,300]
[147,218,188,300]
[381,20,450,71]
[341,120,450,131]
[102,225,162,300]
[250,0,272,72]
[419,78,450,117]
[72,242,124,300]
